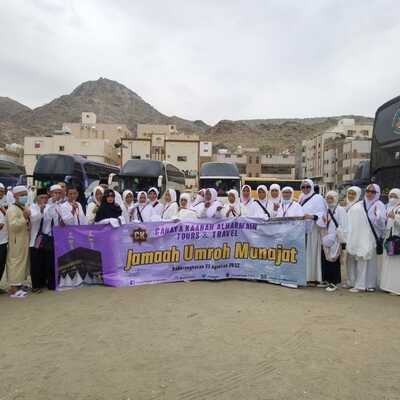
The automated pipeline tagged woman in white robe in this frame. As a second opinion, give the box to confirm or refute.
[147,187,163,219]
[253,185,272,219]
[343,186,362,288]
[299,179,327,283]
[198,188,222,219]
[161,189,179,220]
[86,186,104,224]
[132,191,154,222]
[267,183,281,217]
[219,189,241,219]
[380,188,400,295]
[175,193,198,221]
[347,184,386,292]
[121,190,135,223]
[319,191,348,291]
[190,189,206,214]
[240,185,268,219]
[276,187,304,218]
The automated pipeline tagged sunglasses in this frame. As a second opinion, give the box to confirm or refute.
[301,185,311,189]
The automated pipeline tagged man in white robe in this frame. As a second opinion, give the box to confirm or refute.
[6,186,31,297]
[299,179,327,283]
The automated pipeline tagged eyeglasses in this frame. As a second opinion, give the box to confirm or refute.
[365,190,377,194]
[301,185,311,189]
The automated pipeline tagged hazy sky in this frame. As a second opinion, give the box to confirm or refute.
[0,0,399,124]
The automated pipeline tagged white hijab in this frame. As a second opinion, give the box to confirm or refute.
[345,186,362,210]
[256,185,268,206]
[241,184,253,205]
[268,184,281,204]
[299,179,315,204]
[224,189,241,217]
[387,188,400,213]
[179,192,191,209]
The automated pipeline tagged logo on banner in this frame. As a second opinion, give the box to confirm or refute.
[131,227,148,244]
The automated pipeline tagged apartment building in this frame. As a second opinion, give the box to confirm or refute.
[301,118,373,191]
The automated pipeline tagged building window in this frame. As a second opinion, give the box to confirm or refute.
[59,146,65,151]
[248,156,252,163]
[225,154,231,158]
[34,141,41,149]
[256,157,260,164]
[177,156,187,162]
[131,156,141,160]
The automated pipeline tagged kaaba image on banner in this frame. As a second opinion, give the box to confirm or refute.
[57,247,103,287]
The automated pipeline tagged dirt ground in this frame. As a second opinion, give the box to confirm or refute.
[1,281,400,400]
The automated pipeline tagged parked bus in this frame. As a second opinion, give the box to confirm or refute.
[0,159,26,188]
[242,177,302,200]
[119,159,185,197]
[198,162,241,201]
[33,154,119,204]
[370,95,400,200]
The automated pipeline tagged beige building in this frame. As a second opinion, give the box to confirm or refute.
[214,146,296,179]
[137,124,198,141]
[121,124,212,190]
[24,135,119,175]
[301,118,373,192]
[61,112,133,143]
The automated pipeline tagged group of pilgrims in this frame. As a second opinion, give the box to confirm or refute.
[0,178,400,298]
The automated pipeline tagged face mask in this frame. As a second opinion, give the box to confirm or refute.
[282,199,291,205]
[18,196,28,205]
[327,203,336,210]
[389,198,399,207]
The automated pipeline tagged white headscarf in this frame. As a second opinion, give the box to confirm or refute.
[268,184,281,204]
[225,189,241,217]
[122,190,134,206]
[241,184,253,204]
[256,185,268,205]
[387,188,400,213]
[137,191,148,205]
[281,186,294,202]
[208,188,218,203]
[147,187,159,203]
[179,193,191,209]
[364,183,381,210]
[164,189,177,205]
[193,189,206,205]
[299,179,314,204]
[346,186,361,210]
[227,189,240,206]
[325,191,339,209]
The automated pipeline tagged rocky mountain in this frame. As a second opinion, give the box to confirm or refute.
[0,78,374,153]
[202,116,374,153]
[0,97,30,121]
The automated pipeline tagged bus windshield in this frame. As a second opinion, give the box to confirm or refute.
[371,96,400,198]
[120,176,159,193]
[0,160,26,187]
[199,178,241,197]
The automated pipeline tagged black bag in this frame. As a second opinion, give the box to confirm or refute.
[385,228,400,256]
[363,201,383,255]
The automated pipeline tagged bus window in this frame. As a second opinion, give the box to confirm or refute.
[199,178,241,197]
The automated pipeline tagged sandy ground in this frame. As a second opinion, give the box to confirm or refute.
[1,281,400,400]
